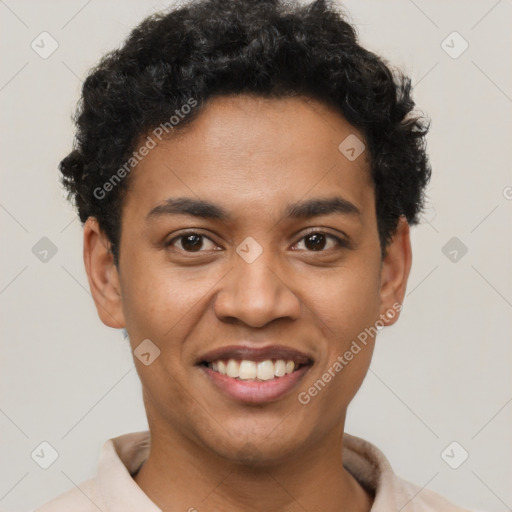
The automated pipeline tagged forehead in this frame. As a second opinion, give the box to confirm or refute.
[123,94,374,225]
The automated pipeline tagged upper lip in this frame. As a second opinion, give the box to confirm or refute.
[197,345,313,365]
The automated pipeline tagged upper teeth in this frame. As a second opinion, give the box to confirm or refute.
[211,359,296,380]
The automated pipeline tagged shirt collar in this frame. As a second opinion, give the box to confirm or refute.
[97,431,161,512]
[96,430,398,511]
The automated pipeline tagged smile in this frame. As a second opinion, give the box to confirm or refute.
[208,358,297,381]
[197,345,313,403]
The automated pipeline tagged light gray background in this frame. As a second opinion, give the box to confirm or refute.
[1,1,511,511]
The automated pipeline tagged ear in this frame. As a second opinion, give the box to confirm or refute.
[378,216,412,327]
[83,217,125,329]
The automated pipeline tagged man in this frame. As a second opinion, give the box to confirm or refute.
[35,0,470,510]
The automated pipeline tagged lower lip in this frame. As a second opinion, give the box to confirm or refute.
[201,365,311,404]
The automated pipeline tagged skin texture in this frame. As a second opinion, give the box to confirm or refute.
[83,94,412,512]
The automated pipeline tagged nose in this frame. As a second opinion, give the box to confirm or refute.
[213,249,301,328]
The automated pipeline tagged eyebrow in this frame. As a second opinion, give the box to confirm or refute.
[146,196,361,222]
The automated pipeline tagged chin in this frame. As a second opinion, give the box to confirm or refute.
[198,418,313,466]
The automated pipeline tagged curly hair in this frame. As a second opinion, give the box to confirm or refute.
[59,0,431,265]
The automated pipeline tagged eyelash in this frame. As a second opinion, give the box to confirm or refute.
[165,230,349,254]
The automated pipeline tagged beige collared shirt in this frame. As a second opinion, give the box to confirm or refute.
[33,430,471,511]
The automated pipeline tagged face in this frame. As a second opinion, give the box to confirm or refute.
[84,94,411,464]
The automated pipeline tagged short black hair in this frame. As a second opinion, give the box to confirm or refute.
[59,0,431,265]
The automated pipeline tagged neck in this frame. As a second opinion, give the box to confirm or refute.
[133,424,373,512]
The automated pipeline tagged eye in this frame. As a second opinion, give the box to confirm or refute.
[165,230,349,255]
[165,232,220,253]
[292,231,347,252]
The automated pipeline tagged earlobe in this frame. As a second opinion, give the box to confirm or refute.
[378,216,412,327]
[83,217,126,329]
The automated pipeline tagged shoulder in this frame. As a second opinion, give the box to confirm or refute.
[31,477,104,512]
[392,474,473,512]
[30,431,151,512]
[342,433,473,512]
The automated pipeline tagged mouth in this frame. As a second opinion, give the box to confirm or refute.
[197,345,313,403]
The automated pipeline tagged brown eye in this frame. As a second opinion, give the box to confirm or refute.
[304,233,327,251]
[166,232,219,253]
[293,231,347,252]
[179,234,203,252]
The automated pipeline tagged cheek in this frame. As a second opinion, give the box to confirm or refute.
[299,259,380,404]
[297,287,378,428]
[119,259,210,339]
[308,261,381,342]
[119,275,167,341]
